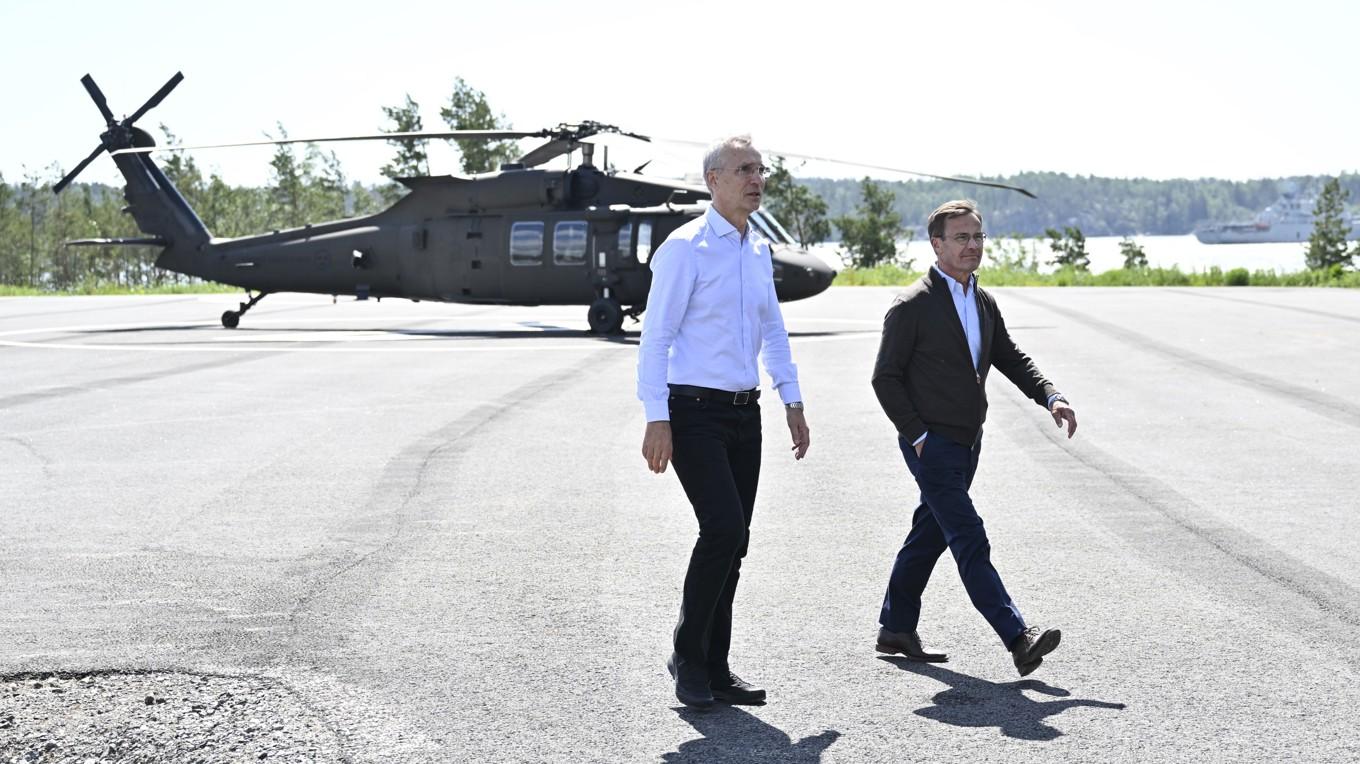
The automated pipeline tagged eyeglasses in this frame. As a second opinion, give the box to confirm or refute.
[724,163,771,179]
[942,233,988,245]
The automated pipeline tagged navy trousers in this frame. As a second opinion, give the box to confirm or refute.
[668,395,762,678]
[879,434,1027,648]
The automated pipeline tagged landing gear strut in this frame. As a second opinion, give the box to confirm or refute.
[221,291,269,329]
[587,297,624,334]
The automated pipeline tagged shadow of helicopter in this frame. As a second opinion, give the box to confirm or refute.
[662,705,840,764]
[880,656,1126,741]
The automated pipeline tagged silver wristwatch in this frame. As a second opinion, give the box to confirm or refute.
[785,401,805,411]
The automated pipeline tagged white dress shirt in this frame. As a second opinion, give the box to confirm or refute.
[637,205,802,422]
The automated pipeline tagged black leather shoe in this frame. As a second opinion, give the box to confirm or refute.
[1010,626,1061,676]
[710,670,766,705]
[667,653,714,709]
[875,628,948,662]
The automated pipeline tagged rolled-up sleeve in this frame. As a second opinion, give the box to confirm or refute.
[637,240,694,422]
[759,275,801,404]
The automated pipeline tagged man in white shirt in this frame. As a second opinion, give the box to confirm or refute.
[638,135,810,709]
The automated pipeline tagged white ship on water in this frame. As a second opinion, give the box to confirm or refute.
[1194,184,1358,244]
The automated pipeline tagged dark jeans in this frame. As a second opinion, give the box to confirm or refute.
[668,394,762,678]
[879,434,1027,648]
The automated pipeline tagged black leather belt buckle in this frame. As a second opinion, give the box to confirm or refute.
[732,390,751,405]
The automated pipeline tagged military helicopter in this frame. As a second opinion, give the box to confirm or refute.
[53,72,1031,333]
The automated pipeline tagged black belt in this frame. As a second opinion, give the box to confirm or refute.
[669,384,761,406]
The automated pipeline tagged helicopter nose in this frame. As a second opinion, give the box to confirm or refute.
[772,248,837,302]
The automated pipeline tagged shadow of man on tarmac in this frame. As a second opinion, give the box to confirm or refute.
[881,656,1126,741]
[662,705,840,763]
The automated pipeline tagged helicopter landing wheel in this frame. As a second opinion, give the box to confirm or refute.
[587,297,624,334]
[221,310,240,329]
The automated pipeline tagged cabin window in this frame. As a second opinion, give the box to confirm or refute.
[553,221,588,266]
[637,221,653,264]
[510,221,544,266]
[618,223,632,258]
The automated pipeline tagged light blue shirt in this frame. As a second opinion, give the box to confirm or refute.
[933,264,982,372]
[637,206,802,422]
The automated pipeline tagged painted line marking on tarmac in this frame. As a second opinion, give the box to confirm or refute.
[0,317,880,352]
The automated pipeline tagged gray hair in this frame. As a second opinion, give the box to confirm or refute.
[702,134,755,176]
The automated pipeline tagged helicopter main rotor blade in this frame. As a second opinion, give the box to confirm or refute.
[652,136,1036,199]
[518,139,577,168]
[80,74,115,125]
[123,71,184,126]
[110,128,547,156]
[770,150,1037,199]
[53,144,107,194]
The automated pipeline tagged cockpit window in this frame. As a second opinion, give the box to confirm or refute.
[761,210,797,245]
[752,210,794,245]
[510,221,544,266]
[748,212,777,243]
[618,223,632,259]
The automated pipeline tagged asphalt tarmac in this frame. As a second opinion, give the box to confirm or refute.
[2,286,1358,762]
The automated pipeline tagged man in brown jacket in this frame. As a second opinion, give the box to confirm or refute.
[870,199,1078,676]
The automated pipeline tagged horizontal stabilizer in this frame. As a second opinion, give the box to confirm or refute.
[65,237,169,247]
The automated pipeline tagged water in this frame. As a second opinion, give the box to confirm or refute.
[813,235,1313,274]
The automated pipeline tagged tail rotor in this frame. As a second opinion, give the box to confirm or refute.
[53,71,184,194]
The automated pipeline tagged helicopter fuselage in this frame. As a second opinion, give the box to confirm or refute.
[162,165,835,329]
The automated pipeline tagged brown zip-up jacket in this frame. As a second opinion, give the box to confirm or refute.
[871,268,1057,447]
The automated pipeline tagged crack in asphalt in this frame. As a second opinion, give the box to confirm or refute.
[0,436,54,482]
[1002,290,1360,428]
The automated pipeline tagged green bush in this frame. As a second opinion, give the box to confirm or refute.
[832,263,1359,288]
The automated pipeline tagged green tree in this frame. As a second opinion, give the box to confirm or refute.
[1306,176,1354,271]
[158,124,207,214]
[267,124,308,229]
[307,144,350,221]
[1118,236,1148,269]
[1045,226,1090,270]
[763,156,831,248]
[835,177,905,269]
[0,173,24,284]
[380,95,428,203]
[440,77,518,174]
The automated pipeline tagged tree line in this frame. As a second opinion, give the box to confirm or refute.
[0,78,513,290]
[764,168,1359,273]
[3,74,1357,289]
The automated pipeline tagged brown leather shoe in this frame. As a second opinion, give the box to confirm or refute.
[1010,626,1061,676]
[875,628,948,662]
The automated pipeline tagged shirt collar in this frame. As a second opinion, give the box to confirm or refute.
[932,264,976,294]
[705,205,742,241]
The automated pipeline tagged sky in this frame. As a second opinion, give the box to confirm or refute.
[2,0,1357,188]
